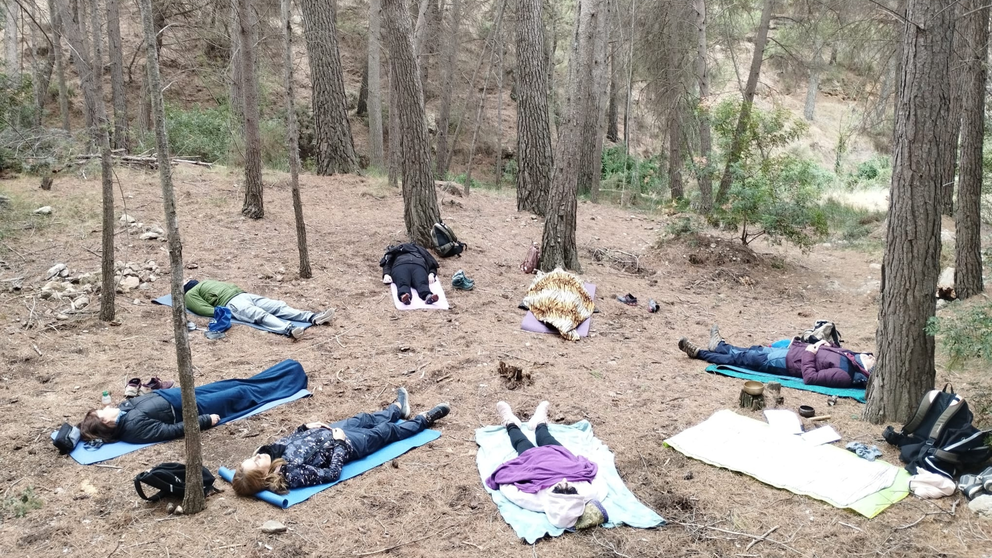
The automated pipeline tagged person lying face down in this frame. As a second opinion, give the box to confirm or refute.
[486,401,609,530]
[232,388,449,495]
[677,324,876,388]
[379,243,441,305]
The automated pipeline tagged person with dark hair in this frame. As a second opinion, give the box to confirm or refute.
[379,243,440,305]
[183,279,334,339]
[486,401,608,530]
[677,325,875,388]
[78,362,309,444]
[231,388,450,496]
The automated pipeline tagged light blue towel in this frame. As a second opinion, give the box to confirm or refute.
[219,428,441,508]
[705,364,867,402]
[152,294,312,332]
[476,421,664,543]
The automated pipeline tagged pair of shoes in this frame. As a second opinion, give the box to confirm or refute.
[418,403,450,427]
[312,308,335,326]
[708,324,723,351]
[289,326,306,340]
[424,293,439,305]
[962,466,992,499]
[139,377,175,395]
[497,401,551,429]
[678,337,700,358]
[617,293,638,306]
[393,387,411,420]
[400,293,411,305]
[452,270,475,290]
[124,378,141,398]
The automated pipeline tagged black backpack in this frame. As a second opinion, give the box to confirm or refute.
[882,385,991,478]
[432,222,466,258]
[796,320,842,347]
[134,462,218,502]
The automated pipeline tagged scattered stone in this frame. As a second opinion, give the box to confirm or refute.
[118,276,140,292]
[46,263,67,279]
[143,260,158,270]
[148,225,165,236]
[166,503,176,514]
[119,213,136,224]
[139,231,160,241]
[33,206,53,215]
[174,505,183,515]
[969,495,992,518]
[56,313,68,321]
[869,263,882,270]
[260,520,287,534]
[73,272,96,285]
[133,299,141,305]
[186,262,199,269]
[72,296,89,310]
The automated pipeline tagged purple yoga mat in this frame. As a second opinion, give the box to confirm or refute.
[521,283,596,337]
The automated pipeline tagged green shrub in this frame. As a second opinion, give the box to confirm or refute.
[926,301,992,370]
[600,145,663,196]
[844,155,891,190]
[1,486,41,519]
[820,198,886,241]
[164,104,231,163]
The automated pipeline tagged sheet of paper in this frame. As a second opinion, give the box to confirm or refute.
[801,425,842,446]
[763,409,804,435]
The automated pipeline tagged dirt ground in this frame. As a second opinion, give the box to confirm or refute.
[0,166,990,558]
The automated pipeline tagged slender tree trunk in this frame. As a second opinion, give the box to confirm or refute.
[495,24,504,183]
[90,0,116,322]
[368,0,385,170]
[357,57,369,117]
[464,0,507,195]
[137,69,151,135]
[228,2,244,136]
[4,0,20,91]
[107,0,127,149]
[606,38,619,143]
[382,0,442,246]
[803,39,823,121]
[136,0,205,514]
[940,43,963,216]
[414,0,430,90]
[299,0,358,174]
[388,62,400,187]
[865,0,955,424]
[955,0,988,301]
[515,0,552,215]
[236,0,263,218]
[715,0,773,205]
[668,102,683,200]
[434,0,460,178]
[694,0,712,213]
[29,12,54,128]
[49,0,70,132]
[282,0,311,278]
[576,0,610,202]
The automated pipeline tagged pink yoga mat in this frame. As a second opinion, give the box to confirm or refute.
[521,283,596,337]
[390,282,449,310]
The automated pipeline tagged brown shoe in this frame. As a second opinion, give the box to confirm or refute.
[678,338,700,358]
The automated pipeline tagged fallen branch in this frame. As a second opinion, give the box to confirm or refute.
[352,525,456,556]
[744,525,779,551]
[74,154,213,168]
[671,521,801,555]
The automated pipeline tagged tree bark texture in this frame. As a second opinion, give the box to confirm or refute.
[387,62,400,188]
[228,1,245,125]
[514,0,552,215]
[605,40,619,143]
[49,0,71,132]
[540,0,607,272]
[368,0,385,170]
[299,0,357,175]
[357,57,369,117]
[136,0,205,514]
[107,0,128,150]
[382,0,442,246]
[668,102,684,200]
[955,0,988,301]
[283,0,311,278]
[865,0,955,424]
[694,0,712,213]
[803,38,823,121]
[4,0,20,85]
[434,0,460,178]
[939,49,962,217]
[29,15,54,128]
[576,0,610,202]
[715,0,773,205]
[236,0,263,219]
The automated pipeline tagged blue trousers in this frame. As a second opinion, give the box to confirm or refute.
[696,341,789,375]
[331,406,427,459]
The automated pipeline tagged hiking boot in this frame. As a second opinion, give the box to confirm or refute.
[400,293,411,305]
[124,378,141,398]
[140,377,175,395]
[424,293,439,305]
[289,326,306,340]
[709,324,723,351]
[394,387,411,420]
[678,337,700,358]
[312,308,335,326]
[980,466,992,493]
[617,294,638,306]
[527,401,550,430]
[959,474,985,500]
[418,403,450,427]
[496,401,521,428]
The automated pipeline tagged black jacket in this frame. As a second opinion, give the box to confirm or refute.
[379,243,439,277]
[114,392,214,443]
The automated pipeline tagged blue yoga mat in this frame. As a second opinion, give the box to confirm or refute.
[219,428,442,508]
[56,388,312,465]
[705,364,867,402]
[152,294,312,332]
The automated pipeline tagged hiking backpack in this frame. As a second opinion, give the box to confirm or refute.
[134,462,218,502]
[882,385,992,478]
[796,320,843,347]
[431,222,466,258]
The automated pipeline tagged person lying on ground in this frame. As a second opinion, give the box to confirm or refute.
[677,325,875,388]
[231,388,449,495]
[379,243,440,305]
[183,279,334,339]
[78,366,309,444]
[486,401,608,530]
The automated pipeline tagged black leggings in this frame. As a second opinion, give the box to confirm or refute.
[507,423,561,455]
[392,263,432,301]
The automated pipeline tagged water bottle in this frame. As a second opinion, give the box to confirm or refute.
[101,391,112,405]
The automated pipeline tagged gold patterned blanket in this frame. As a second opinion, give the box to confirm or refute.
[522,268,594,341]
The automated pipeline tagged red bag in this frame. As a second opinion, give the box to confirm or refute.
[520,243,540,274]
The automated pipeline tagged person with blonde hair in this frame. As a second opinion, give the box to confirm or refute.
[232,388,449,495]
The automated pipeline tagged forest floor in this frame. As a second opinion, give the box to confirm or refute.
[0,165,989,558]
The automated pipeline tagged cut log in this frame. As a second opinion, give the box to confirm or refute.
[739,390,765,410]
[936,266,956,300]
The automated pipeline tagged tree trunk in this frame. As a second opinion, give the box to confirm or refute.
[29,12,54,128]
[668,102,683,200]
[382,0,442,246]
[387,62,400,188]
[137,70,151,135]
[357,57,368,117]
[434,0,460,178]
[464,0,507,195]
[49,0,71,132]
[514,0,552,215]
[236,0,263,219]
[940,49,962,216]
[694,0,712,213]
[540,0,607,272]
[107,0,128,150]
[955,0,987,301]
[605,38,619,143]
[865,0,955,424]
[803,39,823,121]
[299,0,357,174]
[136,0,205,514]
[282,0,311,278]
[368,0,385,170]
[228,2,244,130]
[576,0,610,203]
[715,0,773,205]
[4,0,20,91]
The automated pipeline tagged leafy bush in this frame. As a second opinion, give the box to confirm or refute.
[844,155,891,190]
[600,145,663,195]
[926,301,992,370]
[820,198,886,241]
[164,104,231,163]
[1,486,41,519]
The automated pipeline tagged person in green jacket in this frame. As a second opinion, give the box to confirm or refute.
[183,279,334,339]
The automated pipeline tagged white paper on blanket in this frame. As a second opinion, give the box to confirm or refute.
[800,425,841,446]
[666,410,898,508]
[763,409,803,435]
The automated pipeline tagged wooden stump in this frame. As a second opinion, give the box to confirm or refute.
[739,390,765,410]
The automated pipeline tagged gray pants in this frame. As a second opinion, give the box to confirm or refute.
[226,292,314,334]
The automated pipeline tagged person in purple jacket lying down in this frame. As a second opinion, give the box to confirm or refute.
[677,324,875,388]
[486,401,609,530]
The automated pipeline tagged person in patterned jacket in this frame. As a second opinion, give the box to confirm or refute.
[231,388,449,495]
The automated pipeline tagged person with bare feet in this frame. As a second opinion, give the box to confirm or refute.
[380,243,440,305]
